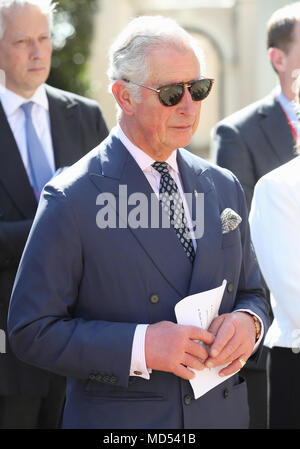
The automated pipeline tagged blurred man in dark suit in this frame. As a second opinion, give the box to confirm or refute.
[0,0,108,429]
[214,2,300,211]
[213,2,300,429]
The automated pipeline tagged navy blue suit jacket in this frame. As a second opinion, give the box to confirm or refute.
[8,130,269,428]
[0,84,108,396]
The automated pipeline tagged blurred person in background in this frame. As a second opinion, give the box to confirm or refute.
[0,0,108,429]
[212,2,300,428]
[249,73,300,429]
[214,2,300,211]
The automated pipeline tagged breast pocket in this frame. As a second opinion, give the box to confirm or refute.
[221,227,240,248]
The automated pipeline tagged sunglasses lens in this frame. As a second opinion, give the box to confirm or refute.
[159,84,185,106]
[190,79,213,101]
[158,79,213,106]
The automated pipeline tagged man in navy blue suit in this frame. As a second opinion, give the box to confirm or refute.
[8,16,269,429]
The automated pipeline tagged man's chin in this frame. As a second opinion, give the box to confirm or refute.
[18,78,48,97]
[172,135,193,149]
[171,127,194,146]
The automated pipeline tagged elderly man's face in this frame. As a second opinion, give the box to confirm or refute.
[128,47,202,160]
[0,4,52,98]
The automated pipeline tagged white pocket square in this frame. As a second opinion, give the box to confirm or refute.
[220,208,242,234]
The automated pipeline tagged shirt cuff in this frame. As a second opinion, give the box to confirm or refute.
[130,324,151,380]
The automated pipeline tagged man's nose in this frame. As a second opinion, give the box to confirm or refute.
[178,87,197,114]
[30,41,42,58]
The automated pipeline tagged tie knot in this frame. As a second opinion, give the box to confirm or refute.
[152,161,169,175]
[21,101,34,117]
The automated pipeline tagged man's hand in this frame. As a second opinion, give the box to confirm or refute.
[205,311,257,376]
[145,321,214,380]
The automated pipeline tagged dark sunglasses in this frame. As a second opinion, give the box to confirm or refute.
[123,78,214,107]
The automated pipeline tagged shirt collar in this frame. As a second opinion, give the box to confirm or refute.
[0,84,49,117]
[277,85,300,134]
[277,85,300,116]
[277,86,292,109]
[116,123,179,174]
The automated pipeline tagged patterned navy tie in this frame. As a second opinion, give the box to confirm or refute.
[21,102,52,199]
[152,161,195,263]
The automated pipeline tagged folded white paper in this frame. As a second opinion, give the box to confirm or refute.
[175,280,236,399]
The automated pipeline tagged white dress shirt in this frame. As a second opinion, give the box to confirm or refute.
[117,124,197,379]
[249,156,300,349]
[0,85,55,187]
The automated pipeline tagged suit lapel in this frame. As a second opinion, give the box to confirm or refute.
[46,85,84,169]
[258,93,295,164]
[89,133,192,298]
[177,149,223,295]
[0,102,37,218]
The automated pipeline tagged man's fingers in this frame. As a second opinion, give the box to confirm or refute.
[206,338,241,368]
[183,353,206,371]
[145,321,214,379]
[217,355,248,377]
[186,339,210,361]
[175,364,195,380]
[208,315,225,336]
[216,344,243,366]
[208,319,235,358]
[207,345,245,369]
[188,326,214,345]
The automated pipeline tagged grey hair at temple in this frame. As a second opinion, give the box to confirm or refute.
[0,0,56,39]
[107,15,206,102]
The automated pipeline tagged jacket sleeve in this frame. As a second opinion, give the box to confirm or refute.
[7,185,136,388]
[230,174,270,336]
[0,219,33,270]
[213,123,256,212]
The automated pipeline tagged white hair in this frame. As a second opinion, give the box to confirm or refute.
[107,15,206,102]
[0,0,56,38]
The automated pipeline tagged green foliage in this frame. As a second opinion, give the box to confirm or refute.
[47,0,99,96]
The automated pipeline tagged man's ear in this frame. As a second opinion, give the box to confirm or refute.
[268,47,287,73]
[111,81,135,116]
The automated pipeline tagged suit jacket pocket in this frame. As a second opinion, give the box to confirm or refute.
[84,379,164,401]
[221,227,240,248]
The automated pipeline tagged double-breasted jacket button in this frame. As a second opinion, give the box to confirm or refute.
[110,376,118,384]
[184,394,192,406]
[223,388,230,399]
[149,294,159,304]
[227,282,234,293]
[103,375,111,383]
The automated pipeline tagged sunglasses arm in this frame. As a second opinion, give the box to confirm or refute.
[123,79,160,93]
